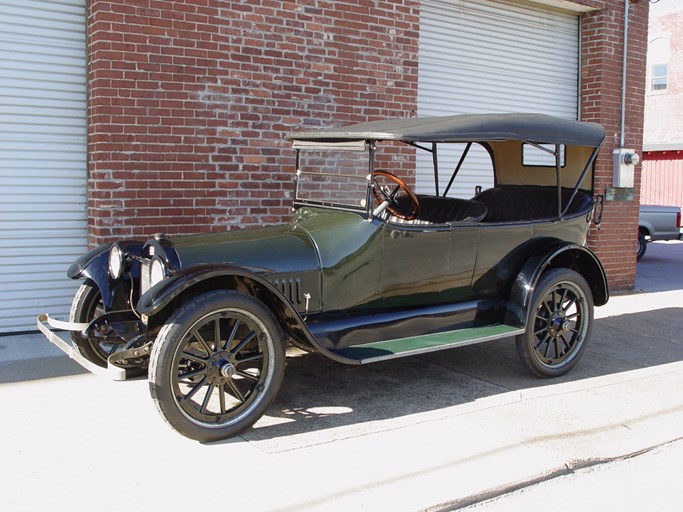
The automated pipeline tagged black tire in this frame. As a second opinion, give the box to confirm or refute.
[516,268,593,378]
[148,290,285,442]
[70,281,113,367]
[636,231,647,261]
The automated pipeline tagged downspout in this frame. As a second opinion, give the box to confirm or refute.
[577,15,582,120]
[620,0,629,148]
[432,142,439,196]
[556,144,562,218]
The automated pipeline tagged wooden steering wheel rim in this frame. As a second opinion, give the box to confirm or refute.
[372,170,420,220]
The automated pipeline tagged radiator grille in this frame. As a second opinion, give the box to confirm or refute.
[139,259,151,295]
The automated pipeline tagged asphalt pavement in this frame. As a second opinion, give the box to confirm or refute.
[1,241,682,511]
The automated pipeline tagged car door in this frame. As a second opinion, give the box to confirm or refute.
[380,221,479,307]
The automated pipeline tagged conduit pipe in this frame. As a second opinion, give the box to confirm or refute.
[620,0,630,148]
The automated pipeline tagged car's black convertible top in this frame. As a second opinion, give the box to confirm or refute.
[287,113,606,147]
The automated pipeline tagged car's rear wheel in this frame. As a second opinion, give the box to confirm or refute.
[149,290,285,442]
[516,268,593,378]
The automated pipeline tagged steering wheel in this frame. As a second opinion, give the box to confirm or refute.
[372,170,420,220]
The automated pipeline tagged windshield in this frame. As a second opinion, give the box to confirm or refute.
[294,147,370,212]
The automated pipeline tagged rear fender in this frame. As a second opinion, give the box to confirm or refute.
[638,221,652,237]
[505,242,609,328]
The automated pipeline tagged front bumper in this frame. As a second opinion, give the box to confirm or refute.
[36,314,128,381]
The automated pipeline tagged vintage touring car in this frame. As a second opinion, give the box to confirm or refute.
[39,113,609,442]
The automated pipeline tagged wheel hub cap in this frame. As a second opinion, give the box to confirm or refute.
[548,313,570,337]
[220,362,236,379]
[206,351,236,385]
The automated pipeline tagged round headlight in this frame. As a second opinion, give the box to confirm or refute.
[108,244,124,279]
[149,257,167,287]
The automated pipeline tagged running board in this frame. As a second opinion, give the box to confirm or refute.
[331,324,524,364]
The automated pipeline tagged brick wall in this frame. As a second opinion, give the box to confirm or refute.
[580,0,649,291]
[87,0,648,291]
[87,0,419,244]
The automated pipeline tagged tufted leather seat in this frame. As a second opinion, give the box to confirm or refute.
[473,186,594,223]
[391,195,488,224]
[416,195,487,223]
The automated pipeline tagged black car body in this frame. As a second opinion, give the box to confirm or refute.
[39,113,608,441]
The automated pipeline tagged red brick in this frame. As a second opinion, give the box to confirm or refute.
[86,0,647,291]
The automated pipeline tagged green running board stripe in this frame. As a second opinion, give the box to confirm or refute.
[334,324,524,364]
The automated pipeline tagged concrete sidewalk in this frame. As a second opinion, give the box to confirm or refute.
[2,241,682,511]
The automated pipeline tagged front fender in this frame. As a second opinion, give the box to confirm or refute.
[136,264,290,316]
[67,243,113,280]
[67,241,144,310]
[136,265,363,365]
[505,242,609,328]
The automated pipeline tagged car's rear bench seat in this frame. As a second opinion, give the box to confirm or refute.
[473,185,594,223]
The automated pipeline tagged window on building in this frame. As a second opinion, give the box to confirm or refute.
[652,63,668,91]
[647,36,670,93]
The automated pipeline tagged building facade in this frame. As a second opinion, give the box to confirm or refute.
[642,0,683,208]
[0,0,649,332]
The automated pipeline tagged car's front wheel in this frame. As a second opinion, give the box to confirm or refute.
[70,280,116,367]
[516,268,593,378]
[148,290,285,442]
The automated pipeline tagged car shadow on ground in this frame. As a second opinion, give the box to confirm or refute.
[4,307,682,449]
[240,307,683,449]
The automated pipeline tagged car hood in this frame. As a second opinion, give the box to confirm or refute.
[169,224,320,275]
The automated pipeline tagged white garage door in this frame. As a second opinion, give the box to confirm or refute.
[417,0,579,197]
[0,0,87,332]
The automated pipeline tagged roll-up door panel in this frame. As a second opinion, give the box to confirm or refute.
[0,0,87,332]
[417,0,579,197]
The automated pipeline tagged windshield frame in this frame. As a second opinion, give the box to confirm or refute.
[292,141,375,218]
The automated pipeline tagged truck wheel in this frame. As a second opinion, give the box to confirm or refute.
[69,281,114,367]
[149,290,285,442]
[636,232,647,261]
[516,268,593,378]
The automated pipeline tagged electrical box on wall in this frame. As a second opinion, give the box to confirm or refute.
[612,148,639,188]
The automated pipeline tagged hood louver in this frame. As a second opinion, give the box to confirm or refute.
[271,276,303,306]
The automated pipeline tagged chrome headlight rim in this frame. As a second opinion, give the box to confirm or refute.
[149,256,167,288]
[108,243,125,279]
